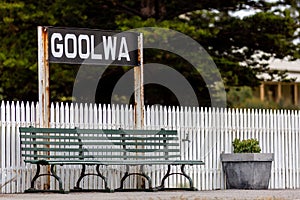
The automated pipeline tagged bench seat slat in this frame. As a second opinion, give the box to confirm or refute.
[24,159,205,166]
[87,155,181,159]
[22,154,180,159]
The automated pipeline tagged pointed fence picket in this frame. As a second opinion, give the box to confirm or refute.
[1,100,300,193]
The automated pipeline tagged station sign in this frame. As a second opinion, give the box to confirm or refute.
[47,27,139,66]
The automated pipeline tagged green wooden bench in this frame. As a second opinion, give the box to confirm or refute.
[19,126,204,193]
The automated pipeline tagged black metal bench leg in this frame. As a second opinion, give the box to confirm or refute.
[26,164,41,192]
[156,164,197,191]
[180,164,197,191]
[115,165,153,191]
[95,165,110,191]
[117,166,130,190]
[25,164,67,193]
[138,165,153,190]
[73,164,112,192]
[50,164,64,193]
[74,164,86,190]
[156,164,171,190]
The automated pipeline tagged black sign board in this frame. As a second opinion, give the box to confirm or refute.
[47,27,139,66]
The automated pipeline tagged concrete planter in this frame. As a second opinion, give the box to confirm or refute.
[220,153,274,189]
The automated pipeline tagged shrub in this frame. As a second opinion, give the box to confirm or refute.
[232,138,261,153]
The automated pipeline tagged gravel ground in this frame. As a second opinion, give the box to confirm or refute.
[1,190,300,200]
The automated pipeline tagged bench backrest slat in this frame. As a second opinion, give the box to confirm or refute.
[77,129,177,135]
[19,127,77,133]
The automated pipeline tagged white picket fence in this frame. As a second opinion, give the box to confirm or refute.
[1,100,300,193]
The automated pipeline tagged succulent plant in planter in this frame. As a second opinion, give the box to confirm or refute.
[221,138,274,189]
[232,138,261,153]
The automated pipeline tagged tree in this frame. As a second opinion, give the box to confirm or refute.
[0,0,299,106]
[0,0,117,101]
[114,0,299,86]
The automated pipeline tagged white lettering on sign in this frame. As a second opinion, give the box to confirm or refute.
[103,36,117,60]
[118,37,130,61]
[65,34,77,58]
[90,35,102,60]
[51,33,63,58]
[50,33,131,61]
[78,34,90,59]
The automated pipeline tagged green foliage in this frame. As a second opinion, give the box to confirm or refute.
[227,86,300,109]
[233,138,261,153]
[237,97,300,110]
[236,97,280,109]
[227,86,253,107]
[0,0,299,105]
[0,0,122,102]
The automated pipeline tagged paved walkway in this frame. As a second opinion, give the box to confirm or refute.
[1,189,300,200]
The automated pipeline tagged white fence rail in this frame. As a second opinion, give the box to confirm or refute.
[1,101,300,193]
